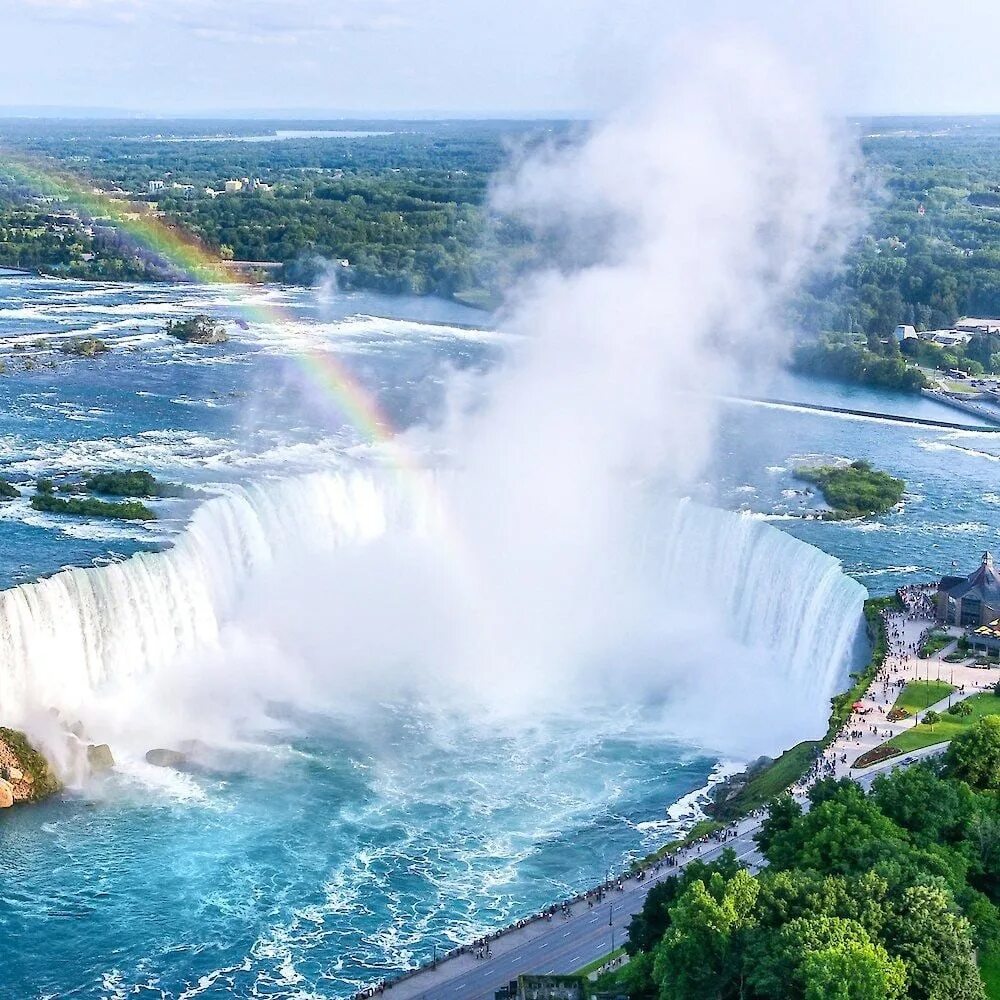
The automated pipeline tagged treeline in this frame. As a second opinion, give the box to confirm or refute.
[599,719,1000,998]
[793,335,929,392]
[797,123,1000,339]
[0,121,556,298]
[7,118,1000,318]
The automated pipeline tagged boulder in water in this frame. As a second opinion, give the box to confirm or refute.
[87,744,115,772]
[145,748,188,769]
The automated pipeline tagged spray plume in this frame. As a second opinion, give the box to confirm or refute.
[10,38,865,766]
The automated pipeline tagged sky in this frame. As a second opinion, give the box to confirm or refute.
[2,0,1000,117]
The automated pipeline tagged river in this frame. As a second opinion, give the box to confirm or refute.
[0,276,990,998]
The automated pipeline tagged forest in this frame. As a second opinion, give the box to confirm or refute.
[3,116,1000,330]
[595,722,1000,999]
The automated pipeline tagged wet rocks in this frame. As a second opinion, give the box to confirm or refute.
[0,727,59,805]
[145,748,188,769]
[87,744,115,772]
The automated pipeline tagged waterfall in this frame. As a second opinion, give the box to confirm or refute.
[0,473,404,720]
[0,471,867,732]
[655,499,867,701]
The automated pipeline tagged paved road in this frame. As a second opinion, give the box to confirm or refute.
[384,821,764,1000]
[380,745,945,1000]
[376,606,960,1000]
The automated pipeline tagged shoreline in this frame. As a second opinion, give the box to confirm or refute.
[367,594,893,997]
[0,266,498,319]
[727,394,1000,432]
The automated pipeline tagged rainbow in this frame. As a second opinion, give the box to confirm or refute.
[0,150,395,447]
[0,150,519,673]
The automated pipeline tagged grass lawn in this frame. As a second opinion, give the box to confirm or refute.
[981,948,1000,999]
[941,379,981,394]
[576,948,626,977]
[707,741,821,822]
[919,631,954,658]
[885,693,1000,754]
[893,679,956,715]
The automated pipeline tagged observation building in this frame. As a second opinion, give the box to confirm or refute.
[936,551,1000,628]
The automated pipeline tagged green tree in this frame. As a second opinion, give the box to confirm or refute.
[653,870,759,1000]
[755,794,802,857]
[881,884,986,1000]
[947,716,1000,790]
[625,851,744,957]
[802,941,905,1000]
[748,915,888,999]
[762,781,906,877]
[870,762,977,846]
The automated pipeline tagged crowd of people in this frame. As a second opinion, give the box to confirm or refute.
[356,813,761,999]
[898,582,938,619]
[354,581,974,1000]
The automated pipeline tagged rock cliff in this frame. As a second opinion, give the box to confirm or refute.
[0,727,61,807]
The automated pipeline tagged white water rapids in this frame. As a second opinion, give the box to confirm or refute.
[0,471,866,757]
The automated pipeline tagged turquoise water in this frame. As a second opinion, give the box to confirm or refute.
[0,275,992,998]
[713,373,1000,595]
[3,710,714,998]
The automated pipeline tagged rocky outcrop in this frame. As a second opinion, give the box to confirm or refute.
[165,315,228,345]
[0,727,60,807]
[705,755,774,816]
[87,743,115,772]
[145,748,188,769]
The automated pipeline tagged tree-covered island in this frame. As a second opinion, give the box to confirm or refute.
[85,470,186,498]
[25,469,188,521]
[31,490,156,521]
[165,315,227,344]
[795,460,905,519]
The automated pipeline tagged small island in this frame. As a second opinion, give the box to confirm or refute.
[31,477,156,521]
[165,315,228,345]
[0,477,20,500]
[60,337,110,358]
[85,470,186,498]
[795,459,905,519]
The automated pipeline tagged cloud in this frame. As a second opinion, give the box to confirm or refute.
[20,0,410,39]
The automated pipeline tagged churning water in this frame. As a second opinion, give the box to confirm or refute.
[0,275,990,998]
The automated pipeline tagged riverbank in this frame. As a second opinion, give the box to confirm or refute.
[361,596,885,997]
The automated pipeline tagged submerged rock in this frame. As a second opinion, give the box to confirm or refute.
[87,744,115,772]
[145,748,188,769]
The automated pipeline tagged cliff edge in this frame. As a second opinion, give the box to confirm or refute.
[0,727,61,807]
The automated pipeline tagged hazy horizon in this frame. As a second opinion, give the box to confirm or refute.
[5,108,1000,123]
[6,1,1000,119]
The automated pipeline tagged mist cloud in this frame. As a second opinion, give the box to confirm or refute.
[21,37,863,772]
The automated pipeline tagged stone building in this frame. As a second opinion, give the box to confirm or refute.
[936,551,1000,627]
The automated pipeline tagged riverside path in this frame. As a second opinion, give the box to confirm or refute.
[373,748,938,1000]
[369,596,986,1000]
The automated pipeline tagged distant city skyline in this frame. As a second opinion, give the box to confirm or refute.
[3,0,1000,117]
